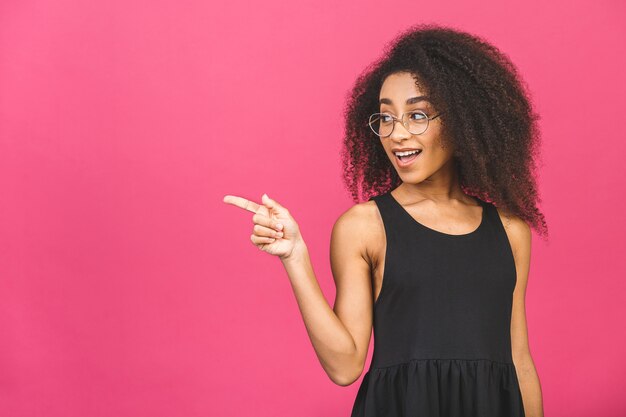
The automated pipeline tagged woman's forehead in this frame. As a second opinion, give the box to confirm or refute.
[380,73,427,101]
[379,95,430,106]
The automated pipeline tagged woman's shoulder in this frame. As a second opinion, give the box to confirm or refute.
[494,205,531,256]
[331,199,385,264]
[333,198,383,235]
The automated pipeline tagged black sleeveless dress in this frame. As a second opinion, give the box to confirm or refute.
[350,192,525,417]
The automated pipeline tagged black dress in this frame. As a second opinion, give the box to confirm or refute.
[350,192,525,417]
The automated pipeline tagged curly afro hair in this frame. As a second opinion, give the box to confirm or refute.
[341,23,548,239]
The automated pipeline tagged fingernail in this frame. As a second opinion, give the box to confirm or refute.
[276,223,283,230]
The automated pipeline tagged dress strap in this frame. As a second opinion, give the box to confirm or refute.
[369,193,407,241]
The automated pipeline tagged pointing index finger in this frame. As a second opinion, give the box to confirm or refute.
[223,195,261,213]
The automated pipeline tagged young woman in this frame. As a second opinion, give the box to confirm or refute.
[224,23,546,417]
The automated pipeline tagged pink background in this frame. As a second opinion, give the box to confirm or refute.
[1,0,625,416]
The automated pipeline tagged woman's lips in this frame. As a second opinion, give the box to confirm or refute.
[395,150,421,167]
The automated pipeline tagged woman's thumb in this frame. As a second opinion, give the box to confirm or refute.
[262,193,280,210]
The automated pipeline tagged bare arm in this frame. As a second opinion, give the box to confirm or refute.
[281,203,374,386]
[223,193,374,386]
[499,209,544,417]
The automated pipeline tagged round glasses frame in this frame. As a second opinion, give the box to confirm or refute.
[367,110,445,138]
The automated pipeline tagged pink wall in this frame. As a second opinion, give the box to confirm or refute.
[1,0,625,416]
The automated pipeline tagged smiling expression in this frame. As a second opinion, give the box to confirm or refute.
[378,72,456,183]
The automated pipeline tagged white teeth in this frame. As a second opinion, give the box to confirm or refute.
[394,149,421,157]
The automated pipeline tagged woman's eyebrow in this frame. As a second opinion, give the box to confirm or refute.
[379,96,430,105]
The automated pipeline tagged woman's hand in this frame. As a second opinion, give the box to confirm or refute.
[222,193,304,260]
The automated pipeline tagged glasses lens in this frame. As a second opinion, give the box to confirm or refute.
[405,111,429,135]
[369,113,392,137]
[369,111,431,137]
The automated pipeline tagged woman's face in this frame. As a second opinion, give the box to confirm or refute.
[377,72,455,184]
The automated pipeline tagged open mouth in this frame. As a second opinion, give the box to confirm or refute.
[394,149,422,166]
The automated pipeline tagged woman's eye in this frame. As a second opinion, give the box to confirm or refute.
[410,112,427,121]
[380,114,392,122]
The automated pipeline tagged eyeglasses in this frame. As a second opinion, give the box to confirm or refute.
[367,110,444,138]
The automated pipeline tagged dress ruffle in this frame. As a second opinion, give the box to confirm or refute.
[351,358,525,417]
